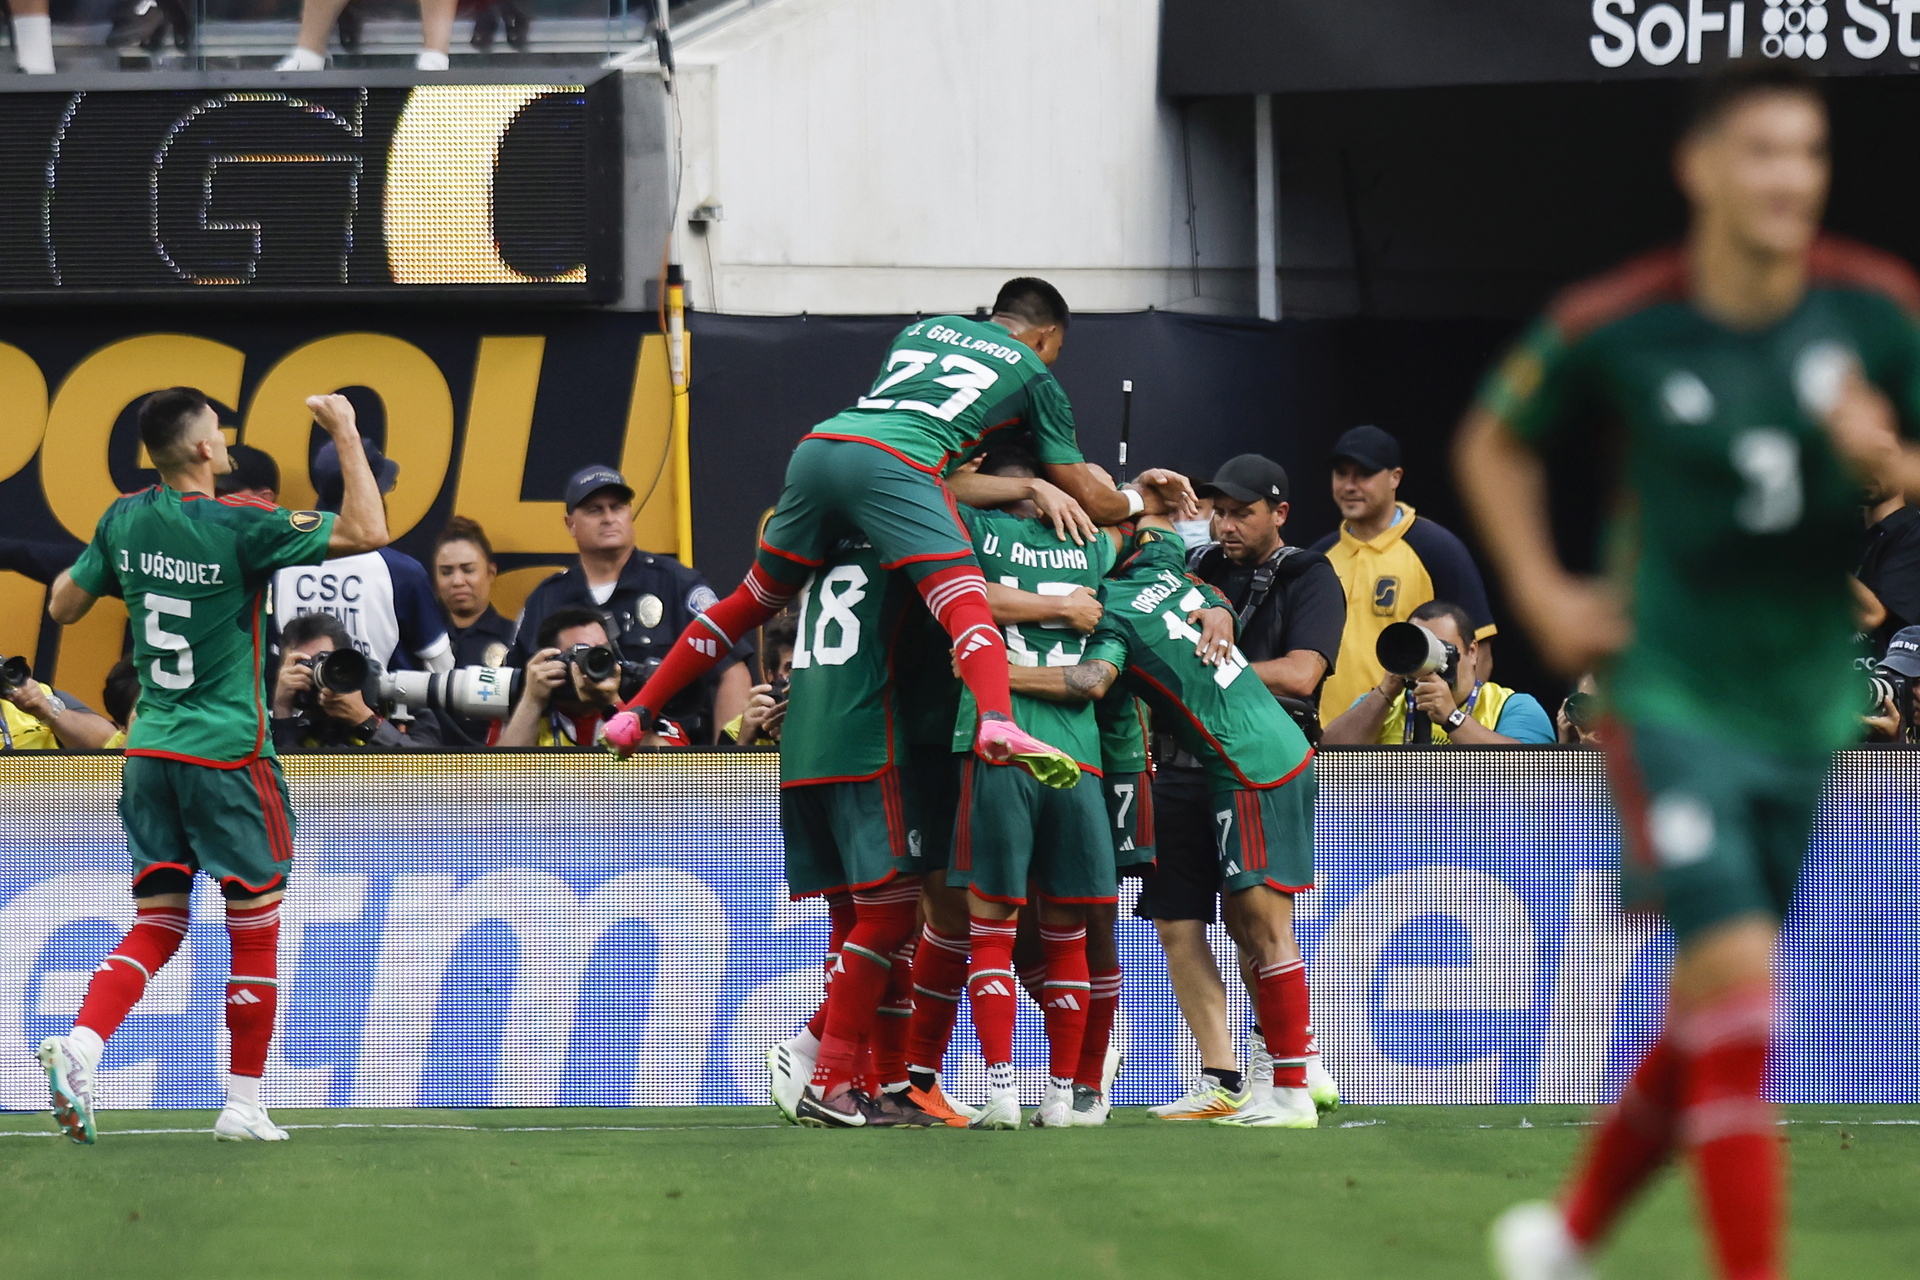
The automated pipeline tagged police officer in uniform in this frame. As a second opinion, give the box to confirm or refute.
[1139,454,1347,1114]
[509,465,752,743]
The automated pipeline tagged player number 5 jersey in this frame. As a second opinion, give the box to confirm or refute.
[67,486,336,766]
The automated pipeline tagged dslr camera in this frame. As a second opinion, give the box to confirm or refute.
[311,649,523,721]
[1867,664,1913,741]
[0,655,32,693]
[1376,621,1461,743]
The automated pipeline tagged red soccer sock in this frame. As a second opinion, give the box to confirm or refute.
[1038,923,1090,1083]
[805,892,858,1042]
[1075,966,1122,1089]
[625,567,791,717]
[224,901,281,1079]
[75,903,191,1043]
[810,883,919,1095]
[906,925,969,1074]
[1254,958,1311,1089]
[1676,985,1780,1280]
[1563,1038,1682,1247]
[967,915,1020,1068]
[916,565,1013,721]
[872,942,915,1090]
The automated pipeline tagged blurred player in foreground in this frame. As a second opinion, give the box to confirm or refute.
[1459,65,1920,1280]
[602,278,1195,783]
[36,390,388,1143]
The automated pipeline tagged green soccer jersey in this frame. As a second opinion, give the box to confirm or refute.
[1096,692,1149,775]
[950,506,1118,770]
[1478,240,1920,756]
[780,533,915,785]
[1092,529,1312,791]
[67,487,335,766]
[810,316,1085,477]
[894,608,962,749]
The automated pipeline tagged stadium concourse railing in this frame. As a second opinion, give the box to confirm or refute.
[0,746,1910,1111]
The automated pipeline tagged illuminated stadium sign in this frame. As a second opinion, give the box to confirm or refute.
[0,749,1906,1110]
[0,75,621,301]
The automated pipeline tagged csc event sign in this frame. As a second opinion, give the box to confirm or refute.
[0,749,1909,1111]
[0,313,683,707]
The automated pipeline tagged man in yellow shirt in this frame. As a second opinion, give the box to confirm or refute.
[1309,426,1498,721]
[2,673,120,750]
[1319,602,1554,746]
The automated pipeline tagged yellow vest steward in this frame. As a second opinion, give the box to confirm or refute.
[1,684,65,750]
[1374,681,1516,745]
[1317,503,1498,721]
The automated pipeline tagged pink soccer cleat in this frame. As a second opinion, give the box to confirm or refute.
[603,710,648,756]
[976,717,1081,790]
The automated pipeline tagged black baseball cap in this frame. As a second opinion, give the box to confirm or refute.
[565,464,635,513]
[1880,627,1920,677]
[313,439,399,513]
[1196,454,1288,505]
[1330,425,1402,474]
[217,443,281,496]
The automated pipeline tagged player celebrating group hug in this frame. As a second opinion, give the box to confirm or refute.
[619,279,1333,1131]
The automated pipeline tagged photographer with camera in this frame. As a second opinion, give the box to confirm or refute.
[1321,600,1554,745]
[1862,626,1920,743]
[497,607,688,749]
[271,614,441,751]
[1556,675,1606,747]
[720,614,796,747]
[0,656,119,751]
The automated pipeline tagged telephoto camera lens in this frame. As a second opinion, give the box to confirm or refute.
[1564,690,1598,729]
[0,655,32,692]
[1376,621,1456,679]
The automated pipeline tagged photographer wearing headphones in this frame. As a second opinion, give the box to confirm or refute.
[1321,599,1554,745]
[497,607,690,749]
[271,614,439,751]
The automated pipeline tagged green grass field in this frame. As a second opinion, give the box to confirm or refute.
[2,1105,1915,1279]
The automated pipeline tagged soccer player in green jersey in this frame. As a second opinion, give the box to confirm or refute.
[1458,66,1920,1280]
[762,532,939,1129]
[945,476,1122,1129]
[36,388,388,1144]
[1012,524,1323,1129]
[604,278,1197,785]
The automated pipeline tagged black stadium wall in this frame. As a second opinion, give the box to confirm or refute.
[0,307,1550,701]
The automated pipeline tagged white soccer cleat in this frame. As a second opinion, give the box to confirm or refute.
[1211,1086,1318,1129]
[1489,1202,1593,1280]
[37,1035,98,1145]
[1247,1032,1275,1105]
[1068,1083,1110,1127]
[1306,1051,1341,1113]
[1150,1077,1248,1120]
[1100,1042,1124,1096]
[968,1086,1022,1131]
[767,1041,814,1125]
[1030,1082,1073,1129]
[214,1100,290,1141]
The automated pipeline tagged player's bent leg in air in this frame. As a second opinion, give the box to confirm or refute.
[39,883,193,1145]
[770,891,855,1124]
[215,891,289,1142]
